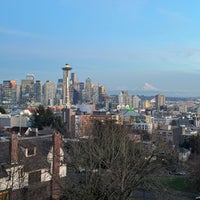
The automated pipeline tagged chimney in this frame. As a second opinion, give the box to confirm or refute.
[51,132,61,200]
[10,132,18,164]
[53,132,61,176]
[32,127,38,136]
[35,128,38,136]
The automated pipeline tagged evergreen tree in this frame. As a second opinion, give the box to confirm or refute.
[31,105,66,133]
[0,106,6,114]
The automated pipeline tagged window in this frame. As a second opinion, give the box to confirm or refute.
[26,147,36,157]
[28,147,35,156]
[28,171,41,184]
[0,190,10,200]
[6,171,11,181]
[20,168,25,178]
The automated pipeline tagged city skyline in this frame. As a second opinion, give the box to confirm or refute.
[1,0,200,96]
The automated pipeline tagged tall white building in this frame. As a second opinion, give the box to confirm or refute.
[43,81,55,106]
[132,95,141,109]
[118,91,131,107]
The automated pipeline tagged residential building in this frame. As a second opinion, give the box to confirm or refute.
[0,113,29,128]
[71,113,92,137]
[0,132,67,200]
[121,109,146,124]
[178,104,188,113]
[132,122,153,134]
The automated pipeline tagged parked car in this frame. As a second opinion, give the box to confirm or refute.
[175,171,186,176]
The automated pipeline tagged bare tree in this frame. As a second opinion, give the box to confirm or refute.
[63,120,178,200]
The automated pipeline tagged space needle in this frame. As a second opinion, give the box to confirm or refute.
[62,64,72,108]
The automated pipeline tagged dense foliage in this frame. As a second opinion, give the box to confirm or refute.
[180,135,200,154]
[0,106,6,114]
[31,105,66,133]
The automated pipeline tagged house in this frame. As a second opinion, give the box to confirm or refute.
[0,132,67,200]
[179,148,191,162]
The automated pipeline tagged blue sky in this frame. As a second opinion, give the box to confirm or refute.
[1,0,200,96]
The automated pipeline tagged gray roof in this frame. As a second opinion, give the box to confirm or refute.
[19,136,52,172]
[122,110,145,118]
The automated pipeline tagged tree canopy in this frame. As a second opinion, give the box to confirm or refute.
[31,105,66,133]
[0,106,6,114]
[180,135,200,155]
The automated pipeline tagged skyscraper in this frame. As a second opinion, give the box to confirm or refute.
[98,85,105,103]
[132,95,141,109]
[118,91,131,107]
[84,77,93,102]
[155,94,165,110]
[35,80,42,103]
[78,82,84,91]
[2,80,17,107]
[55,79,63,105]
[21,75,35,105]
[78,82,84,103]
[70,72,80,105]
[71,73,77,85]
[62,64,72,108]
[43,80,55,106]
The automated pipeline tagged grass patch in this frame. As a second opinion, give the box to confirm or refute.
[162,176,195,193]
[166,177,189,191]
